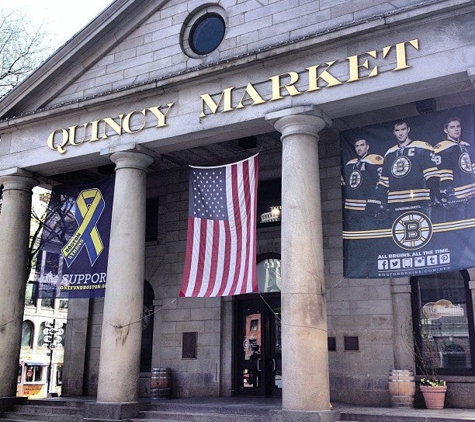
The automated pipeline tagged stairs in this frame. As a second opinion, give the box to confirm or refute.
[5,398,468,422]
[131,400,275,422]
[0,399,86,422]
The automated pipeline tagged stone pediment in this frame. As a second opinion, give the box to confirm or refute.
[0,0,171,119]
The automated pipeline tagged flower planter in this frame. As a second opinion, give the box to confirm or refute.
[420,385,447,409]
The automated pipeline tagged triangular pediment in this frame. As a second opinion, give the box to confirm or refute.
[0,0,175,119]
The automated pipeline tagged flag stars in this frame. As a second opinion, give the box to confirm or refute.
[190,167,228,220]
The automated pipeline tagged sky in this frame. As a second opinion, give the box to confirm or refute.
[2,0,114,50]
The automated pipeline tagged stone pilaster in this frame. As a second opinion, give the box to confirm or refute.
[0,172,37,397]
[266,106,333,419]
[96,151,153,405]
[390,278,415,371]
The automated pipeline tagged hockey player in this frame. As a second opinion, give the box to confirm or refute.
[370,120,439,223]
[343,138,383,230]
[433,117,475,221]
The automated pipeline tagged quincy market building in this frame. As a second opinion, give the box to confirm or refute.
[1,0,475,420]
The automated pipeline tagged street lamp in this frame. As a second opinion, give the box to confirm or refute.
[42,319,64,396]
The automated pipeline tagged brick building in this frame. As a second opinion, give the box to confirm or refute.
[0,0,474,421]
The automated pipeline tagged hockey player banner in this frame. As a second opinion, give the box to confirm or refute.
[341,105,475,278]
[33,177,115,299]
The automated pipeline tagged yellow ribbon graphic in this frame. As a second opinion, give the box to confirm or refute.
[62,188,105,267]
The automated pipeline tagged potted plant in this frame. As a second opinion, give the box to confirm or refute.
[415,328,447,409]
[419,377,447,409]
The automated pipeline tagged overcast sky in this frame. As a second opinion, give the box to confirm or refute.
[3,0,114,50]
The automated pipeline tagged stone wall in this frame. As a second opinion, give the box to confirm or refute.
[49,0,446,107]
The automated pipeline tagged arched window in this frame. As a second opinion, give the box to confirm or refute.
[411,270,475,376]
[257,253,281,293]
[21,321,34,348]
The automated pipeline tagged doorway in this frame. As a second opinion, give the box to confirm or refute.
[234,294,282,397]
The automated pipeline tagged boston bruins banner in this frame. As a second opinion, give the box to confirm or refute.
[33,177,115,299]
[341,105,475,278]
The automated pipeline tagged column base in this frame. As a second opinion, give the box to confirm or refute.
[84,401,144,422]
[270,409,339,422]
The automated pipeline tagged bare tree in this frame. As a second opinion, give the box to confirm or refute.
[0,9,52,98]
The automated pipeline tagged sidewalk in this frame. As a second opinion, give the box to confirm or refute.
[333,401,475,421]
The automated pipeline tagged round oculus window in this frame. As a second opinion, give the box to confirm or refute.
[189,13,225,55]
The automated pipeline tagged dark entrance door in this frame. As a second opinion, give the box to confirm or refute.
[234,294,281,397]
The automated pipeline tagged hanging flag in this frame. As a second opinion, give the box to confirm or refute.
[33,177,115,299]
[180,155,259,297]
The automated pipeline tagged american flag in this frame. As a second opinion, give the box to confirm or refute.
[180,155,259,297]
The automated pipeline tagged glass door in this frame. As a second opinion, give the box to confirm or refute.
[235,294,281,397]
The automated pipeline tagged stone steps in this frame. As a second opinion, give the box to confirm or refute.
[1,400,85,422]
[131,400,273,422]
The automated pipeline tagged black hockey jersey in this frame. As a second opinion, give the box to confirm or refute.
[376,140,438,210]
[433,139,475,200]
[343,153,383,212]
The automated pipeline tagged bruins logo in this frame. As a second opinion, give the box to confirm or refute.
[349,170,362,189]
[459,152,473,174]
[391,156,411,178]
[392,211,432,250]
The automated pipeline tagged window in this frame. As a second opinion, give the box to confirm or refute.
[257,179,281,227]
[24,283,35,306]
[181,6,227,58]
[21,321,34,348]
[257,253,281,293]
[190,13,225,55]
[25,365,44,383]
[344,336,359,351]
[411,271,475,376]
[182,332,198,359]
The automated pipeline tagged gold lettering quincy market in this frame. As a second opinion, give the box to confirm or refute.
[47,103,174,154]
[200,39,419,117]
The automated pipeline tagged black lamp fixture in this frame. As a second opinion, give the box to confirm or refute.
[416,98,436,114]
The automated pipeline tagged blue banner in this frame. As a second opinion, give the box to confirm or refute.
[341,105,475,278]
[33,177,115,298]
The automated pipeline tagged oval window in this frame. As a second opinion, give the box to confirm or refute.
[189,13,225,55]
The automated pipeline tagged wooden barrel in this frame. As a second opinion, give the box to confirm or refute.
[388,369,416,408]
[150,368,171,399]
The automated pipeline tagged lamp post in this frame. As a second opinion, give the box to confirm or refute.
[42,319,64,396]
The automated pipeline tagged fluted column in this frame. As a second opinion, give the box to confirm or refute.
[267,106,332,415]
[96,151,153,403]
[0,172,37,396]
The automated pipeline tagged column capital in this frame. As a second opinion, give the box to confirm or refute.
[110,151,154,171]
[0,170,37,193]
[266,106,332,140]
